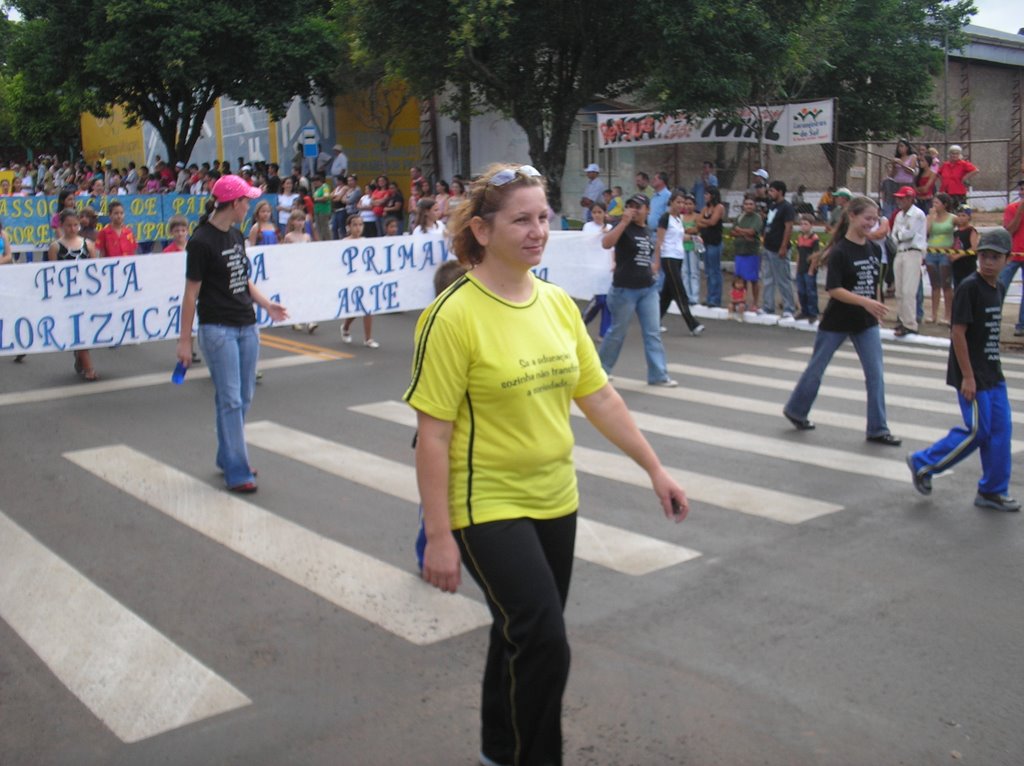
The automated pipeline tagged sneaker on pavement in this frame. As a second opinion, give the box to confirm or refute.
[906,454,932,496]
[974,492,1021,511]
[691,324,705,336]
[783,410,815,430]
[781,311,794,319]
[659,325,667,333]
[651,378,678,387]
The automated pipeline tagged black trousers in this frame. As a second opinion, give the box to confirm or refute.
[659,257,700,331]
[457,513,577,766]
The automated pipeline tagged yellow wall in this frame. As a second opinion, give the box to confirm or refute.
[80,106,144,167]
[334,81,420,193]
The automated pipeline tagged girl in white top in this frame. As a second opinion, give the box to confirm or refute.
[656,191,704,335]
[275,176,299,233]
[581,202,614,337]
[409,197,445,236]
[340,214,379,348]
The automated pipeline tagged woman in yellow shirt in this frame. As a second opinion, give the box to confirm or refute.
[405,163,688,766]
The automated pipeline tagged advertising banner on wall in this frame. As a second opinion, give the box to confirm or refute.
[596,99,833,149]
[0,232,610,356]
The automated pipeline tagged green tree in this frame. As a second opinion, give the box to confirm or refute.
[340,0,659,210]
[10,0,339,165]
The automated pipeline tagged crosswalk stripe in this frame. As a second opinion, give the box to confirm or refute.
[247,419,701,574]
[877,342,1024,367]
[608,376,963,446]
[0,510,250,743]
[789,345,1024,381]
[63,446,490,646]
[0,355,325,409]
[667,363,1024,426]
[350,401,844,525]
[723,354,1024,402]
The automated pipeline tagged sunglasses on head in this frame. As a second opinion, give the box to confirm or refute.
[489,165,542,187]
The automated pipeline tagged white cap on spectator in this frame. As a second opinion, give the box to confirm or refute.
[584,163,600,173]
[752,168,769,180]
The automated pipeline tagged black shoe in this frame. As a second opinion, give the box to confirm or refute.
[974,492,1021,511]
[783,411,815,430]
[13,354,25,363]
[867,433,902,446]
[906,454,931,496]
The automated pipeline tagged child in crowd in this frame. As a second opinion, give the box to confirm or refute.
[96,200,137,257]
[410,197,444,236]
[581,201,613,338]
[382,217,400,237]
[48,209,99,381]
[729,277,747,321]
[908,228,1018,511]
[248,200,279,246]
[607,185,624,221]
[340,214,379,348]
[950,205,979,290]
[283,209,311,244]
[160,215,201,362]
[794,214,820,321]
[78,206,99,243]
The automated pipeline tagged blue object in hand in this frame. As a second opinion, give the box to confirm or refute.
[171,361,188,385]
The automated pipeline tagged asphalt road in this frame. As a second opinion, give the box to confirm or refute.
[1,311,1022,766]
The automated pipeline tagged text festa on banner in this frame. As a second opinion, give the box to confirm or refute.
[595,99,833,149]
[0,232,609,356]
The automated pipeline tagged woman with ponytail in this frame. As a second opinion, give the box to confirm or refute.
[783,195,902,446]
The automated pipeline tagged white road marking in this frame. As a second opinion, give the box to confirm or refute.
[666,363,1024,426]
[609,376,958,446]
[0,510,250,743]
[248,418,701,574]
[722,354,1024,402]
[63,446,490,646]
[351,401,844,525]
[789,345,1024,381]
[0,355,324,408]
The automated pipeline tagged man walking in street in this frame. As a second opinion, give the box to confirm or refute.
[761,180,796,317]
[891,186,927,337]
[908,228,1019,511]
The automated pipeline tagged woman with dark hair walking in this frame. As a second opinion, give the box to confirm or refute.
[656,191,705,335]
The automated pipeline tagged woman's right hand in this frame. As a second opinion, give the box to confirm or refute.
[176,337,192,367]
[422,533,462,593]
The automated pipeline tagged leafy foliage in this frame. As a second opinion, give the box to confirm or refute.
[7,0,340,163]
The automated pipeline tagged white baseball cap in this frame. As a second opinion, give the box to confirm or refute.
[752,168,769,180]
[584,163,600,173]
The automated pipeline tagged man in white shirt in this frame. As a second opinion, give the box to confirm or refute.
[892,185,927,336]
[329,144,348,182]
[580,163,604,222]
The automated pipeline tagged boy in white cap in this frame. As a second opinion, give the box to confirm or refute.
[907,227,1018,511]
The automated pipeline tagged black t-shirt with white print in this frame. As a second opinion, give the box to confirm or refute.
[947,272,1005,390]
[612,223,656,289]
[185,222,256,326]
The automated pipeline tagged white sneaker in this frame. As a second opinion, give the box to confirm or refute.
[691,324,705,336]
[781,311,794,320]
[307,322,318,334]
[659,325,667,333]
[293,323,307,331]
[651,378,678,387]
[364,338,380,349]
[341,330,352,344]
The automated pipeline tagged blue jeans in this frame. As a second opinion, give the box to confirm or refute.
[683,249,701,305]
[785,324,891,438]
[998,261,1024,331]
[910,383,1012,495]
[703,243,723,307]
[198,323,260,488]
[599,283,671,383]
[795,272,819,317]
[761,250,796,314]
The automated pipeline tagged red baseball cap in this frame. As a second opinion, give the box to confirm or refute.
[893,185,916,198]
[212,174,261,203]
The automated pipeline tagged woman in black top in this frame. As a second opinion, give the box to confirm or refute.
[697,185,725,306]
[176,175,288,493]
[783,195,901,446]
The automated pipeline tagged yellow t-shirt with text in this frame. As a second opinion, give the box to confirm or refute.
[404,272,607,529]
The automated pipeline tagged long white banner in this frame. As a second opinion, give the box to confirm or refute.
[596,99,833,149]
[0,232,612,356]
